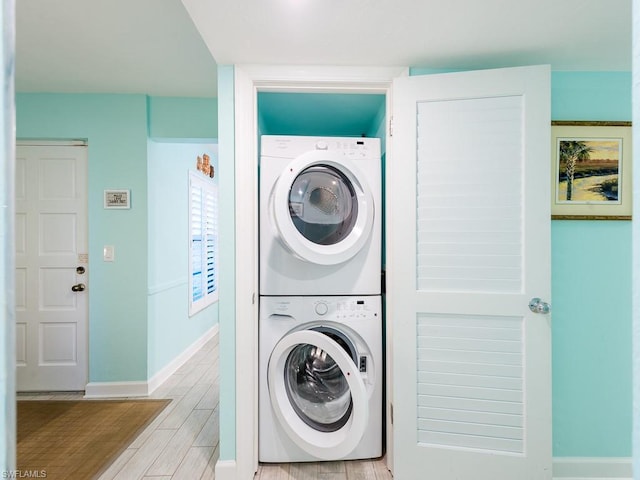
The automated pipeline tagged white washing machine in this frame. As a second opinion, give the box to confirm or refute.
[259,295,382,462]
[259,135,381,296]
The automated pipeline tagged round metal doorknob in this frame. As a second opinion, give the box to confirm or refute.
[71,283,86,292]
[529,297,550,314]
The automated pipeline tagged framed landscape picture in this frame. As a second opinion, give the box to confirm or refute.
[551,121,632,220]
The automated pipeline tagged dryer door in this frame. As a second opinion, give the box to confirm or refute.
[271,150,374,265]
[267,329,369,460]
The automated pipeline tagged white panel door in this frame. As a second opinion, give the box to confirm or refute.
[16,144,88,391]
[390,66,551,479]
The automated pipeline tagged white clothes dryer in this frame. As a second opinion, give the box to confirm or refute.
[259,295,382,462]
[259,135,381,296]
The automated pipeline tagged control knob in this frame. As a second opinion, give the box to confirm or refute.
[314,302,329,315]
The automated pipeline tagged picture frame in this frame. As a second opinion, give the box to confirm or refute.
[551,121,632,220]
[104,189,131,209]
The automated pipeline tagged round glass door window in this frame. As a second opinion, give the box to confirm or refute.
[288,165,358,246]
[284,328,357,432]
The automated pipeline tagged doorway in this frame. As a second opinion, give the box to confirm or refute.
[15,142,89,391]
[215,65,403,480]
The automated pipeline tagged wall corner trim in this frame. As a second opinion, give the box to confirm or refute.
[214,460,238,480]
[552,457,632,479]
[84,324,219,398]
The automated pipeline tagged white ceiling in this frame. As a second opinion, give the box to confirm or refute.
[15,0,218,97]
[16,0,631,98]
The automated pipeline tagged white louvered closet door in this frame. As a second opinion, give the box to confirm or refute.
[390,66,551,480]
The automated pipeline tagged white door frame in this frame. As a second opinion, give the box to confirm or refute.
[225,65,406,480]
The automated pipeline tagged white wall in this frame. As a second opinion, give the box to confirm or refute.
[1,0,16,472]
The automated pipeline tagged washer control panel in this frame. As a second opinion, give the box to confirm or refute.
[263,296,380,322]
[311,297,378,320]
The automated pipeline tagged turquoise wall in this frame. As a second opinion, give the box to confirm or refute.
[550,72,632,457]
[631,2,640,473]
[16,93,219,386]
[147,141,219,378]
[217,65,236,461]
[552,72,631,121]
[16,93,150,382]
[257,93,385,137]
[148,96,218,140]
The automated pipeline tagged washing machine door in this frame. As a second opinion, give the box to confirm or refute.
[267,329,369,460]
[271,150,374,265]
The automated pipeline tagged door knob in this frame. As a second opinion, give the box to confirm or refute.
[71,283,86,292]
[529,297,550,314]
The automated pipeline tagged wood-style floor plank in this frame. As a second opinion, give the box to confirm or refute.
[171,446,215,479]
[111,428,176,480]
[258,463,287,479]
[146,408,213,476]
[257,459,391,480]
[345,460,377,480]
[289,462,319,480]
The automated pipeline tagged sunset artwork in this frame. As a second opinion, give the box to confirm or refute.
[556,137,622,204]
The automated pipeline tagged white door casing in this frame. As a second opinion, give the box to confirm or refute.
[389,66,551,479]
[226,65,405,480]
[15,143,88,391]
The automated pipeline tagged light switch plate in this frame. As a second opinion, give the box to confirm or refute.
[103,245,115,262]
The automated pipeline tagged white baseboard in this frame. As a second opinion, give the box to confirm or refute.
[214,460,237,480]
[147,324,219,394]
[553,457,632,479]
[84,324,219,399]
[84,381,149,398]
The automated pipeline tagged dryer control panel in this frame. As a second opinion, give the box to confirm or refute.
[315,139,373,159]
[261,135,380,160]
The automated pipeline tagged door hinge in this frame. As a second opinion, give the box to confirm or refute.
[389,116,394,137]
[390,402,394,424]
[252,292,256,305]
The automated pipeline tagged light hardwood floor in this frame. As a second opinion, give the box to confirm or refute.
[18,333,392,480]
[256,459,392,480]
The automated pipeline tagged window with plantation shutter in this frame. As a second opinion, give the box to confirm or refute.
[189,171,218,315]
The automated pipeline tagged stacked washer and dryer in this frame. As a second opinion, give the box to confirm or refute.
[259,135,383,462]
